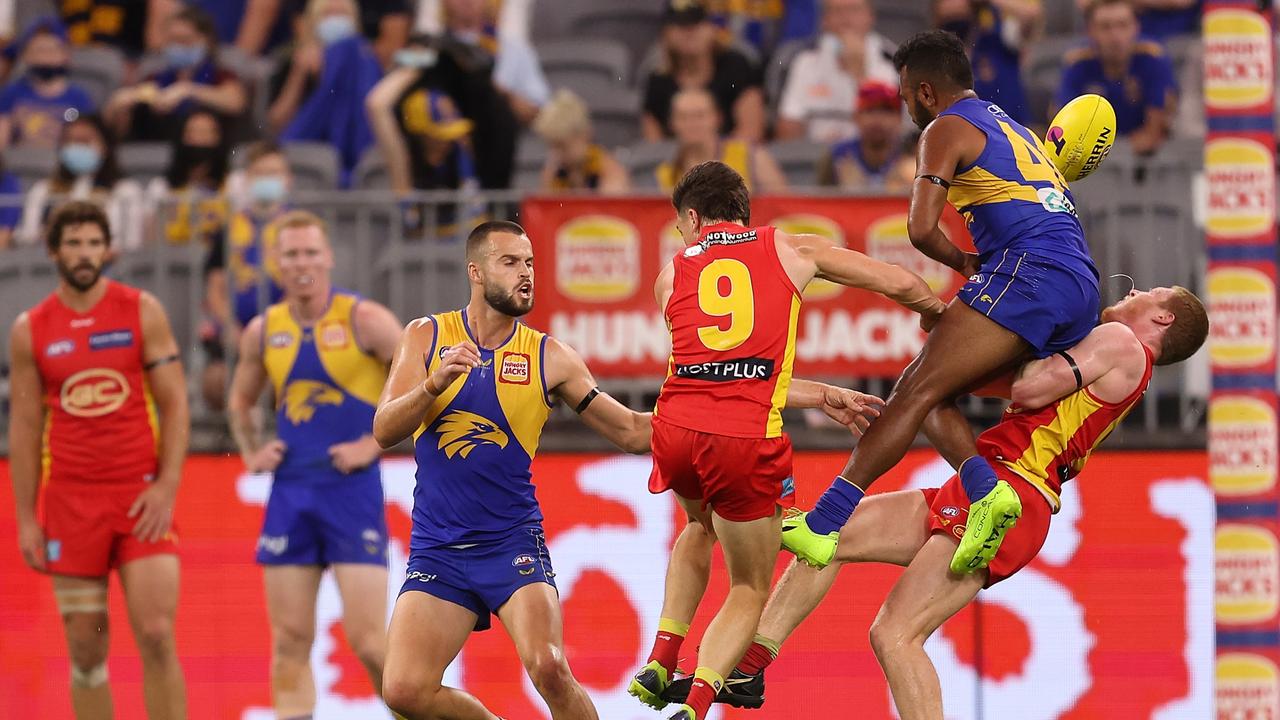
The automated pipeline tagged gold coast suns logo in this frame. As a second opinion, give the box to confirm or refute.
[283,380,344,424]
[60,368,130,417]
[435,410,509,459]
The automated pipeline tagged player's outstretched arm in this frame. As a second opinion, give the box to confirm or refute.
[1009,322,1146,409]
[909,116,983,277]
[787,378,885,436]
[8,314,46,569]
[131,292,191,541]
[545,337,651,454]
[227,316,284,472]
[373,318,480,448]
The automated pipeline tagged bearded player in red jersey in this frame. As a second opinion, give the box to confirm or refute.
[663,286,1208,717]
[632,161,947,720]
[8,202,190,720]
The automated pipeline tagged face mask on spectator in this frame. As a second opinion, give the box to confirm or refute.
[60,143,102,175]
[178,143,221,169]
[394,48,438,69]
[316,15,357,46]
[819,33,843,56]
[27,64,69,82]
[249,176,287,203]
[165,43,207,70]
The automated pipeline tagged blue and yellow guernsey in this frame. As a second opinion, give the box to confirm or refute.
[263,291,386,484]
[411,310,553,550]
[939,97,1096,276]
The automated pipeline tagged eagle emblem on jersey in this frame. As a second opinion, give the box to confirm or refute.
[435,410,510,459]
[283,381,344,424]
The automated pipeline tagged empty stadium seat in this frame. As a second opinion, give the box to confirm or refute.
[68,45,127,109]
[118,142,173,184]
[282,141,341,190]
[1025,35,1080,125]
[618,140,677,190]
[568,8,665,64]
[0,245,58,370]
[351,146,390,190]
[764,38,814,109]
[109,243,206,356]
[572,80,641,149]
[768,138,828,187]
[537,37,633,89]
[3,145,55,190]
[514,136,548,191]
[871,1,924,44]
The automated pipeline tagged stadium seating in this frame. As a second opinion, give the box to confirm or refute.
[513,136,548,191]
[68,45,127,109]
[537,37,633,89]
[118,142,173,185]
[281,141,341,191]
[619,140,677,190]
[567,7,666,65]
[4,145,55,190]
[768,138,827,187]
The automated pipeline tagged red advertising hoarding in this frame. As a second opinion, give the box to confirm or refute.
[1,451,1212,718]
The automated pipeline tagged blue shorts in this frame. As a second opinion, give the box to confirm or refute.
[957,249,1100,358]
[255,476,388,567]
[399,527,556,631]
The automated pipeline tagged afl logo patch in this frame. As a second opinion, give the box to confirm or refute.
[941,506,960,518]
[45,339,75,357]
[268,332,293,348]
[319,320,348,349]
[499,352,531,384]
[61,368,130,417]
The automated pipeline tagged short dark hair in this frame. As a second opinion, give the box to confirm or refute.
[467,220,526,261]
[46,200,111,252]
[1156,286,1208,366]
[892,30,974,91]
[171,5,219,52]
[671,161,750,225]
[245,139,284,167]
[1084,0,1135,24]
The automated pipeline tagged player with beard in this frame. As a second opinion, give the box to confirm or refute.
[9,201,190,719]
[373,221,879,719]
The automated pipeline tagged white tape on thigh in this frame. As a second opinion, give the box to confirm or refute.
[55,588,108,615]
[70,662,108,688]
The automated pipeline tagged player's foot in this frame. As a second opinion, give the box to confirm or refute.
[951,480,1022,574]
[667,705,698,720]
[781,509,839,568]
[662,668,766,709]
[628,660,671,710]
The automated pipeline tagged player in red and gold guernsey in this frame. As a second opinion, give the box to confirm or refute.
[661,285,1209,717]
[631,161,947,720]
[8,201,190,719]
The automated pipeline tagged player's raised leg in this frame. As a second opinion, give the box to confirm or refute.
[382,591,498,720]
[54,575,114,720]
[498,583,599,720]
[870,534,986,720]
[263,565,323,719]
[333,563,390,697]
[119,555,186,720]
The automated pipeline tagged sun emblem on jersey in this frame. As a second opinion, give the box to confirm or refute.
[283,380,344,424]
[435,410,509,459]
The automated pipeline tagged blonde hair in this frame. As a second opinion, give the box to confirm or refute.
[533,90,592,143]
[275,209,329,239]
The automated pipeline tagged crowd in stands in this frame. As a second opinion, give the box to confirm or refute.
[0,0,1223,409]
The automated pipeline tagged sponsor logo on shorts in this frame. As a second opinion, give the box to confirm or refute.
[499,352,531,385]
[319,320,348,349]
[60,368,130,417]
[780,476,795,499]
[1216,653,1280,717]
[362,529,382,555]
[406,571,436,583]
[952,524,966,540]
[1215,523,1280,624]
[45,339,75,357]
[513,554,537,576]
[1209,395,1277,496]
[257,534,289,555]
[674,357,774,382]
[555,215,640,302]
[941,506,960,518]
[88,329,134,351]
[268,331,293,348]
[1204,9,1274,112]
[46,539,61,562]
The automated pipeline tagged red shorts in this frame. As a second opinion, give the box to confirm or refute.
[921,465,1051,587]
[648,417,795,522]
[40,482,179,578]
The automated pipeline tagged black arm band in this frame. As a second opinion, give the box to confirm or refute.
[1057,350,1083,390]
[144,354,180,370]
[574,387,600,414]
[918,174,951,189]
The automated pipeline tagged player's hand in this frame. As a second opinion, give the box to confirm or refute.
[960,252,982,281]
[329,439,379,474]
[128,482,177,543]
[424,341,481,395]
[919,298,946,332]
[820,386,885,436]
[245,439,287,473]
[17,519,46,571]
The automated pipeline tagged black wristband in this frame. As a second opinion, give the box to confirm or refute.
[144,353,180,370]
[918,174,951,189]
[574,387,600,414]
[1057,350,1083,390]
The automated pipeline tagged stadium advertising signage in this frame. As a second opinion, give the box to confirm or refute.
[520,196,971,378]
[1,452,1212,718]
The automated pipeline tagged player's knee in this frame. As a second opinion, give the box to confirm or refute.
[868,614,917,661]
[523,647,575,700]
[134,616,177,664]
[347,629,385,673]
[271,621,315,664]
[382,674,437,717]
[64,613,110,671]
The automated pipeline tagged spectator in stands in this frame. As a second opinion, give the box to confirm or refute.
[276,0,383,186]
[146,108,231,246]
[1076,0,1201,41]
[0,17,95,151]
[532,89,630,194]
[436,0,549,124]
[1058,0,1176,154]
[0,157,22,249]
[704,0,821,59]
[190,0,293,57]
[933,0,1041,126]
[19,113,143,249]
[642,0,765,143]
[656,87,785,193]
[200,141,293,411]
[358,0,413,67]
[775,0,897,143]
[57,0,168,59]
[104,6,247,142]
[818,80,904,191]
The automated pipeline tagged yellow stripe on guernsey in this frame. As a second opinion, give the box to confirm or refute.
[764,295,802,438]
[264,293,386,406]
[414,311,552,461]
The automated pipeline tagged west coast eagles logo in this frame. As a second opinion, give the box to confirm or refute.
[283,380,344,424]
[435,410,509,459]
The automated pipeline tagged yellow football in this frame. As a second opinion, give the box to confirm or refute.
[1043,94,1117,182]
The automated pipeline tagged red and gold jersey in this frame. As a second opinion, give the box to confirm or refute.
[978,346,1155,511]
[655,222,802,439]
[27,280,159,486]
